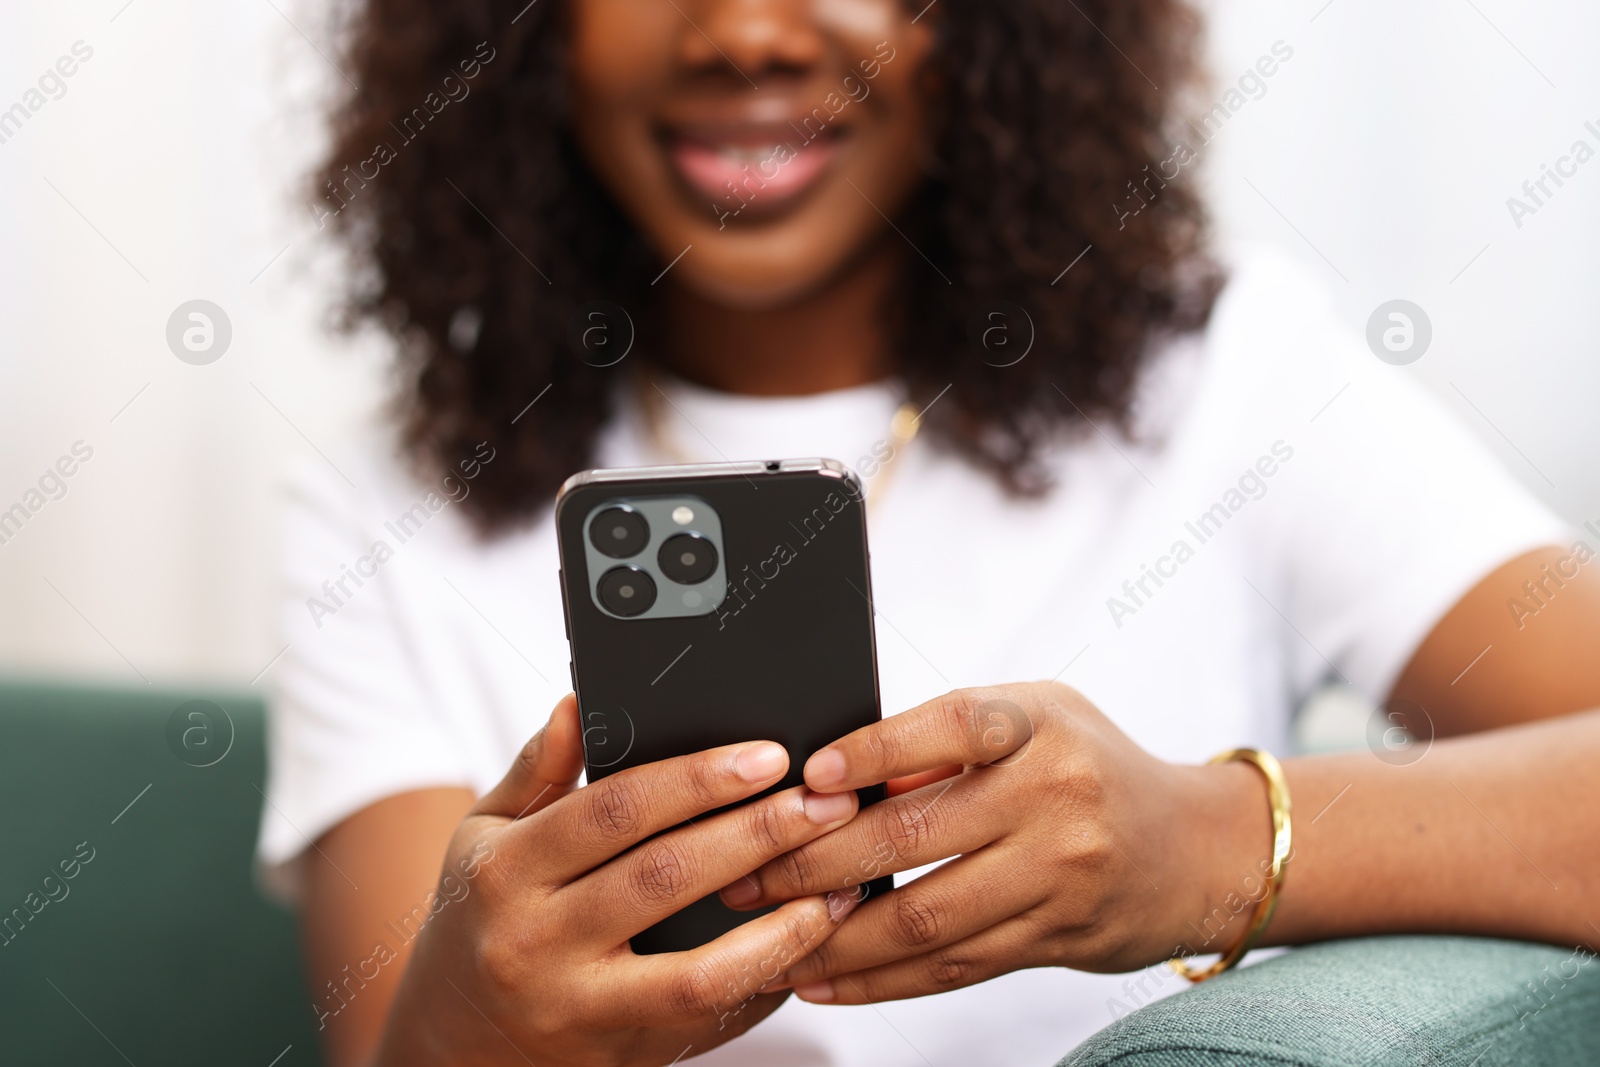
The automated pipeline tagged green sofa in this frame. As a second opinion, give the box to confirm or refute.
[2,680,1595,1066]
[0,680,318,1066]
[1058,936,1600,1066]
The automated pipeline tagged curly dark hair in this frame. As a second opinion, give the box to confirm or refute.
[319,0,1220,534]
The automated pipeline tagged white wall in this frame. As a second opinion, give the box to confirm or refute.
[1,0,1596,688]
[1199,0,1600,523]
[1,0,388,687]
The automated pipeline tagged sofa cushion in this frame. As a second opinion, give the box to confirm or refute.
[0,680,321,1067]
[1059,935,1600,1066]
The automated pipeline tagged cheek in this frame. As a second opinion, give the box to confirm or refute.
[568,3,680,204]
[567,1,675,108]
[847,16,937,152]
[839,40,937,203]
[814,0,900,40]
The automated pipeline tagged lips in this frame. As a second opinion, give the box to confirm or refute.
[665,123,844,219]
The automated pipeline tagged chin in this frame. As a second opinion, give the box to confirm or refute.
[662,223,861,311]
[670,256,839,310]
[659,179,897,310]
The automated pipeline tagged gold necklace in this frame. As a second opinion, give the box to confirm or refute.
[635,372,922,517]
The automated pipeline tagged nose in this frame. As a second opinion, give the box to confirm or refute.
[676,0,827,84]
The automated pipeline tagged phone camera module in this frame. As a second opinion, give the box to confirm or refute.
[581,496,723,620]
[597,566,657,617]
[590,506,649,559]
[657,533,719,585]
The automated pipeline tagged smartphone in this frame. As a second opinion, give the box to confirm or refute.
[555,458,893,955]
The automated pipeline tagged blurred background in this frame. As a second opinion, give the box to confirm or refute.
[2,0,1597,690]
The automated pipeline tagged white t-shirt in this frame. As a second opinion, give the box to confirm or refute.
[258,248,1567,1064]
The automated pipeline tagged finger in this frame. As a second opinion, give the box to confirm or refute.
[473,694,584,820]
[805,687,1034,793]
[624,891,862,1026]
[559,784,859,940]
[886,764,961,798]
[791,916,1041,1005]
[777,851,1043,988]
[723,774,998,908]
[520,739,794,883]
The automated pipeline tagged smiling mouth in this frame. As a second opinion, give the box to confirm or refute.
[664,123,846,221]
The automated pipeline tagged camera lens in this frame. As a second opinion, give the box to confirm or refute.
[658,533,719,585]
[590,506,649,559]
[597,567,656,617]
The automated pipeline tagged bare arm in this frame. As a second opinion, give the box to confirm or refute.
[1268,544,1600,949]
[302,787,474,1067]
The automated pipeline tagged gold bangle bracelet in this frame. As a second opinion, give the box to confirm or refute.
[1167,747,1293,983]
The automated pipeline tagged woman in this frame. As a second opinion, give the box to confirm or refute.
[260,1,1600,1065]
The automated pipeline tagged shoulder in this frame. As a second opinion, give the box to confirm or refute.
[1131,241,1456,454]
[1120,245,1339,456]
[1208,242,1342,347]
[277,417,505,559]
[1189,243,1354,405]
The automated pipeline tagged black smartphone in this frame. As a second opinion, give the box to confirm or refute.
[555,458,893,954]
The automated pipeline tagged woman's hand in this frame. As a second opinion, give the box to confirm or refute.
[377,695,862,1067]
[719,682,1270,1004]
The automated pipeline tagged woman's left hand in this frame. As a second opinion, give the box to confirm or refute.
[718,681,1270,1004]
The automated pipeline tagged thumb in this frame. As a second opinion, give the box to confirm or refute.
[474,693,584,820]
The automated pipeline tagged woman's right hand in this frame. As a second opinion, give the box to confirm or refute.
[376,695,861,1067]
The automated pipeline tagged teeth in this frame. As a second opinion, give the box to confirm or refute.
[714,144,785,165]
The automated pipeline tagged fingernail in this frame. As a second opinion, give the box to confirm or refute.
[721,878,760,907]
[803,789,855,825]
[826,888,861,923]
[793,980,835,1003]
[736,743,787,783]
[806,749,847,789]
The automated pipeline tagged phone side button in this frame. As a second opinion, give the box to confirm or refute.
[569,660,578,692]
[558,569,572,640]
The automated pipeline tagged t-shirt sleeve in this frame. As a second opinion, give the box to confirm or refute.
[1214,250,1572,703]
[255,455,474,900]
